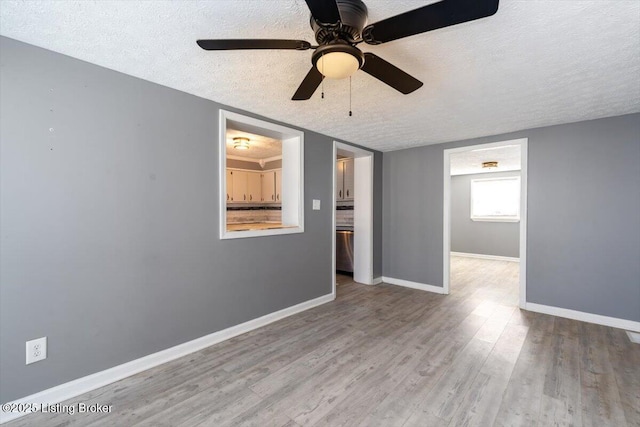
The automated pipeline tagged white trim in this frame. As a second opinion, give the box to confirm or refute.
[226,166,281,173]
[471,218,520,223]
[219,227,304,240]
[331,143,337,300]
[281,136,304,228]
[372,276,383,285]
[382,277,446,294]
[525,302,640,333]
[353,155,374,285]
[0,293,335,425]
[519,140,528,308]
[451,251,520,263]
[627,331,640,344]
[226,154,282,165]
[219,110,304,240]
[451,166,522,177]
[333,142,375,286]
[443,138,528,308]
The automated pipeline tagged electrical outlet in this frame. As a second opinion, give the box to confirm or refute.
[26,337,47,365]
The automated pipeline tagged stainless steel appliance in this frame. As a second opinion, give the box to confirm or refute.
[336,228,354,273]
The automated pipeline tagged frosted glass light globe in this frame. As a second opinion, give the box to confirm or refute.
[316,51,360,79]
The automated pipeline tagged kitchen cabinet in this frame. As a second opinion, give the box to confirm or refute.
[336,158,354,201]
[231,170,248,202]
[275,169,282,202]
[227,168,282,203]
[336,161,345,200]
[261,170,276,202]
[247,172,261,202]
[343,158,354,200]
[226,170,233,202]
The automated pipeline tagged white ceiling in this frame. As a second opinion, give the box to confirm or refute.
[450,144,520,176]
[226,129,282,160]
[1,1,639,152]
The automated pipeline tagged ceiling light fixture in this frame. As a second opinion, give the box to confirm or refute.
[312,44,364,80]
[482,161,498,169]
[233,137,250,150]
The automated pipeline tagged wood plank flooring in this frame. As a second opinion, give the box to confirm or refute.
[7,256,639,426]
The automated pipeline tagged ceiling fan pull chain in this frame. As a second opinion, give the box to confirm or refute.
[321,52,325,99]
[349,76,352,117]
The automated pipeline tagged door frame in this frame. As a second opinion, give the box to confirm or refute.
[332,141,375,297]
[443,138,528,308]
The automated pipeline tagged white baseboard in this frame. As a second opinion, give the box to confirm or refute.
[0,293,335,424]
[451,251,520,263]
[381,276,446,294]
[627,331,640,344]
[525,302,640,333]
[372,277,383,285]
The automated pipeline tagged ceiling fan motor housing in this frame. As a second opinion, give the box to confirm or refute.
[310,0,368,45]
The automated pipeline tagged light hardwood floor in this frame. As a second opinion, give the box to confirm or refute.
[7,256,639,426]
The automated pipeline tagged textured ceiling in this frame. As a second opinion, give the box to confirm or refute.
[1,1,639,151]
[450,144,520,176]
[226,129,282,160]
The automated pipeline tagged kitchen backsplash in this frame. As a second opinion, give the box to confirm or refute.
[227,208,281,224]
[228,204,352,225]
[336,206,353,227]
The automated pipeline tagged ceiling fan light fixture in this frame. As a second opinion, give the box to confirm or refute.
[312,44,364,80]
[233,137,250,150]
[198,0,501,100]
[316,51,359,79]
[482,161,498,169]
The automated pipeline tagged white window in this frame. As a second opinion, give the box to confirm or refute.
[470,177,520,222]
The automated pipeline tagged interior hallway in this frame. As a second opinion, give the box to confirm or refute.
[450,254,520,306]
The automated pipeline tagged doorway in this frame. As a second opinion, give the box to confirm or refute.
[332,142,374,298]
[443,139,528,308]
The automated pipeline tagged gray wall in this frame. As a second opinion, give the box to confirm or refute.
[383,113,640,322]
[0,37,382,403]
[451,171,520,257]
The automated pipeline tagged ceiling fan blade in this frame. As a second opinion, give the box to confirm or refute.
[292,67,324,100]
[363,0,499,45]
[304,0,341,25]
[361,53,423,94]
[197,39,311,50]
